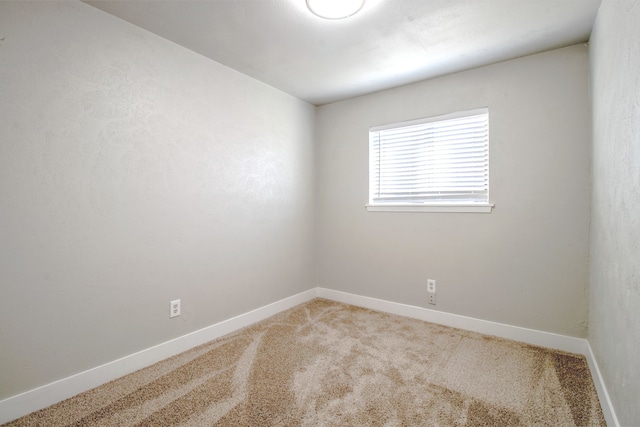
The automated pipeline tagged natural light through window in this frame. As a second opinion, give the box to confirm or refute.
[368,108,493,213]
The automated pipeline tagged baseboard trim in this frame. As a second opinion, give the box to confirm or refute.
[317,287,619,426]
[0,289,317,424]
[584,342,620,427]
[1,287,618,426]
[317,288,588,353]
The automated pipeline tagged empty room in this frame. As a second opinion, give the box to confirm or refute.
[0,0,638,425]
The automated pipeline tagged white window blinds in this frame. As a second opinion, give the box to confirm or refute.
[369,108,489,206]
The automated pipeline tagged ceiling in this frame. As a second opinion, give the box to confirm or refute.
[85,0,601,106]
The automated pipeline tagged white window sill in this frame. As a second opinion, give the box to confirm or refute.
[366,203,494,213]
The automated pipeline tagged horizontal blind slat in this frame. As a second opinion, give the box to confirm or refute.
[370,109,489,204]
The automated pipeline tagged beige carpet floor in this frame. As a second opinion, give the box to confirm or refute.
[5,299,606,426]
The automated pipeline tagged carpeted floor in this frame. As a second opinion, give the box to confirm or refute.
[5,299,606,426]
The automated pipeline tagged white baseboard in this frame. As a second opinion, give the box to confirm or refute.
[316,288,589,353]
[0,289,317,425]
[316,287,619,426]
[0,287,618,426]
[584,342,620,427]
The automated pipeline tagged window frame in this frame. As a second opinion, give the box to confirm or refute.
[367,108,494,213]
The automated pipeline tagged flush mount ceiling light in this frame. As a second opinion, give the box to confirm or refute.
[306,0,366,19]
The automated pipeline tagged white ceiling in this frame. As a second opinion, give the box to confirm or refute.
[85,0,601,105]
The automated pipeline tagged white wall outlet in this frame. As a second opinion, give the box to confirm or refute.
[170,299,181,318]
[427,279,436,294]
[427,279,436,305]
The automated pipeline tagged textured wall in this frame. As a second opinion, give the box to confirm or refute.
[316,46,591,337]
[589,0,640,424]
[0,1,315,399]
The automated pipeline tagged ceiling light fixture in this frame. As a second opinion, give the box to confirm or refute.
[306,0,366,20]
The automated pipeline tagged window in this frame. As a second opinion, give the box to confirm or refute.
[368,108,493,213]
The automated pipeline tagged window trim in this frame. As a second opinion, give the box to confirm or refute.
[368,107,493,213]
[365,203,494,213]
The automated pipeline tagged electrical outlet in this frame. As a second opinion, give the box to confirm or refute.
[427,279,436,305]
[427,279,436,294]
[170,299,181,318]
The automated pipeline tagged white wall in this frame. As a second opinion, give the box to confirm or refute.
[0,1,315,399]
[315,45,591,338]
[589,0,640,424]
